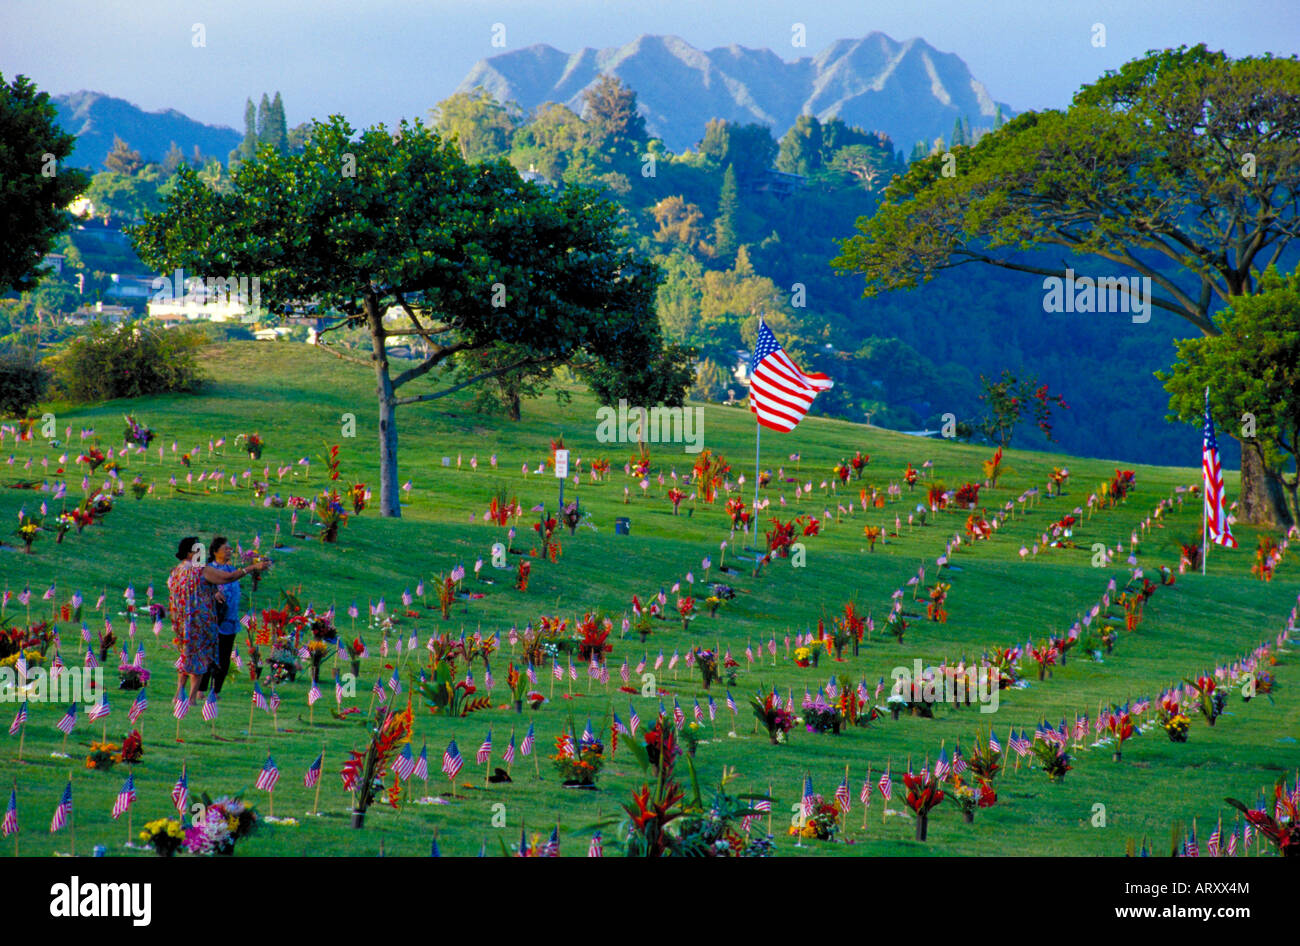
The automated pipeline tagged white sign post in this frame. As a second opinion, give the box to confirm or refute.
[554,449,569,510]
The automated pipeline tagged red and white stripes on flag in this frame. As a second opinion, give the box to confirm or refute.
[747,321,833,432]
[1202,388,1236,549]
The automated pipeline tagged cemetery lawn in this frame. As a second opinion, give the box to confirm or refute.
[2,342,1296,857]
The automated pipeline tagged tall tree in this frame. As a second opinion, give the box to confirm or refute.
[0,73,89,294]
[776,115,824,176]
[1160,267,1300,527]
[264,92,288,153]
[133,116,682,517]
[429,87,518,163]
[256,93,271,143]
[712,165,740,260]
[103,135,144,175]
[699,119,777,182]
[581,75,647,162]
[832,45,1300,526]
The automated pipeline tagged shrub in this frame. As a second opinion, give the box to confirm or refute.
[45,321,206,402]
[0,350,50,417]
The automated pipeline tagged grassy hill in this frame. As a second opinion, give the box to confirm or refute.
[1,341,1296,857]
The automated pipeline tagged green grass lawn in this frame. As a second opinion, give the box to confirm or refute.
[1,341,1296,857]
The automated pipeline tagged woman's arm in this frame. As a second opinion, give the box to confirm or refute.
[203,562,264,584]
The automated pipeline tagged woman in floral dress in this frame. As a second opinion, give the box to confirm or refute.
[168,536,266,709]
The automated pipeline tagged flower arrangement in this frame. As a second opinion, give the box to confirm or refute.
[120,729,144,764]
[1029,641,1056,681]
[884,609,908,644]
[1030,738,1072,781]
[515,558,531,592]
[953,482,981,507]
[123,415,155,448]
[1252,535,1279,582]
[833,461,851,485]
[790,793,841,840]
[982,447,1006,487]
[667,486,686,514]
[590,458,611,481]
[676,596,695,631]
[560,500,582,534]
[691,449,729,503]
[927,482,948,511]
[79,446,106,473]
[1162,712,1191,742]
[904,463,918,489]
[862,523,881,550]
[926,582,950,623]
[694,649,719,689]
[793,646,813,668]
[764,517,798,559]
[86,740,121,770]
[551,731,605,786]
[576,613,613,663]
[968,730,1002,781]
[348,482,367,514]
[139,819,185,856]
[749,690,795,744]
[15,517,41,553]
[239,432,264,460]
[119,663,150,690]
[903,769,945,840]
[850,450,869,478]
[641,718,681,775]
[1186,676,1227,726]
[341,703,414,825]
[1225,778,1300,857]
[725,497,750,532]
[313,488,348,542]
[801,692,843,734]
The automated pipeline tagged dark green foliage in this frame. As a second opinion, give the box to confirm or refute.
[45,321,206,402]
[0,350,50,416]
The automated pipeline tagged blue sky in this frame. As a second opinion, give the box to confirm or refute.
[3,0,1297,131]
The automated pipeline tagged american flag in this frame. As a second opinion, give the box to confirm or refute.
[672,700,685,728]
[628,702,641,736]
[503,732,516,765]
[1185,827,1199,857]
[952,745,967,775]
[202,690,219,722]
[988,729,1001,753]
[304,753,323,788]
[255,755,280,792]
[1202,388,1236,548]
[878,767,893,800]
[520,723,535,757]
[557,731,575,759]
[693,699,704,723]
[726,690,737,713]
[334,671,344,705]
[392,743,416,780]
[56,703,77,734]
[477,730,492,765]
[587,831,603,857]
[801,774,816,817]
[747,321,834,432]
[388,667,401,694]
[173,692,190,720]
[252,681,267,711]
[1206,820,1221,857]
[1010,729,1032,756]
[8,701,27,735]
[707,696,717,721]
[542,826,560,857]
[414,743,429,781]
[442,739,463,779]
[860,770,872,805]
[620,660,629,683]
[129,689,148,724]
[754,790,772,814]
[49,780,72,833]
[172,766,188,813]
[2,787,16,837]
[1226,829,1238,857]
[268,691,281,714]
[934,747,950,780]
[111,773,135,819]
[552,660,563,681]
[835,775,851,813]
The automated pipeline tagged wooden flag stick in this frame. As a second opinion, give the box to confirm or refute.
[311,745,324,816]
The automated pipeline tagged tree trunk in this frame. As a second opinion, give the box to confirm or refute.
[367,295,401,518]
[1238,439,1293,530]
[506,387,521,422]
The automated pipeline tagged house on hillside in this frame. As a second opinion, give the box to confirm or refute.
[749,169,805,198]
[66,302,131,326]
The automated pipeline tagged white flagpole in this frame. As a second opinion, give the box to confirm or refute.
[1202,386,1209,576]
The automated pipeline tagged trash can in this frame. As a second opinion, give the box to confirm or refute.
[614,517,631,535]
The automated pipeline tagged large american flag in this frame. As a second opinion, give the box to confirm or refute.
[747,321,833,432]
[1202,388,1235,548]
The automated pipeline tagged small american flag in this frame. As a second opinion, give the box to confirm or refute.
[520,723,535,757]
[334,670,344,705]
[620,660,629,683]
[442,738,463,778]
[835,775,851,813]
[801,774,816,817]
[878,767,893,801]
[988,730,1002,753]
[387,666,401,694]
[56,703,77,734]
[413,743,429,781]
[268,691,281,714]
[672,700,685,728]
[860,769,872,805]
[307,681,321,706]
[934,747,950,780]
[503,732,516,765]
[552,660,563,681]
[255,755,280,792]
[304,753,322,788]
[726,691,737,713]
[1010,729,1032,756]
[693,699,703,723]
[748,321,833,432]
[2,787,17,837]
[587,831,603,857]
[129,689,148,724]
[1185,827,1200,857]
[392,743,416,780]
[628,702,641,736]
[8,701,27,735]
[476,730,492,765]
[543,826,560,857]
[172,692,190,720]
[111,773,136,819]
[172,767,188,813]
[252,681,267,711]
[1206,820,1221,857]
[201,690,219,722]
[49,780,72,833]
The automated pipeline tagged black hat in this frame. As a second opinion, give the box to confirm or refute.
[175,536,199,561]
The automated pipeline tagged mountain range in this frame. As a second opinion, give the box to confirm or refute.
[53,90,242,171]
[456,32,1014,153]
